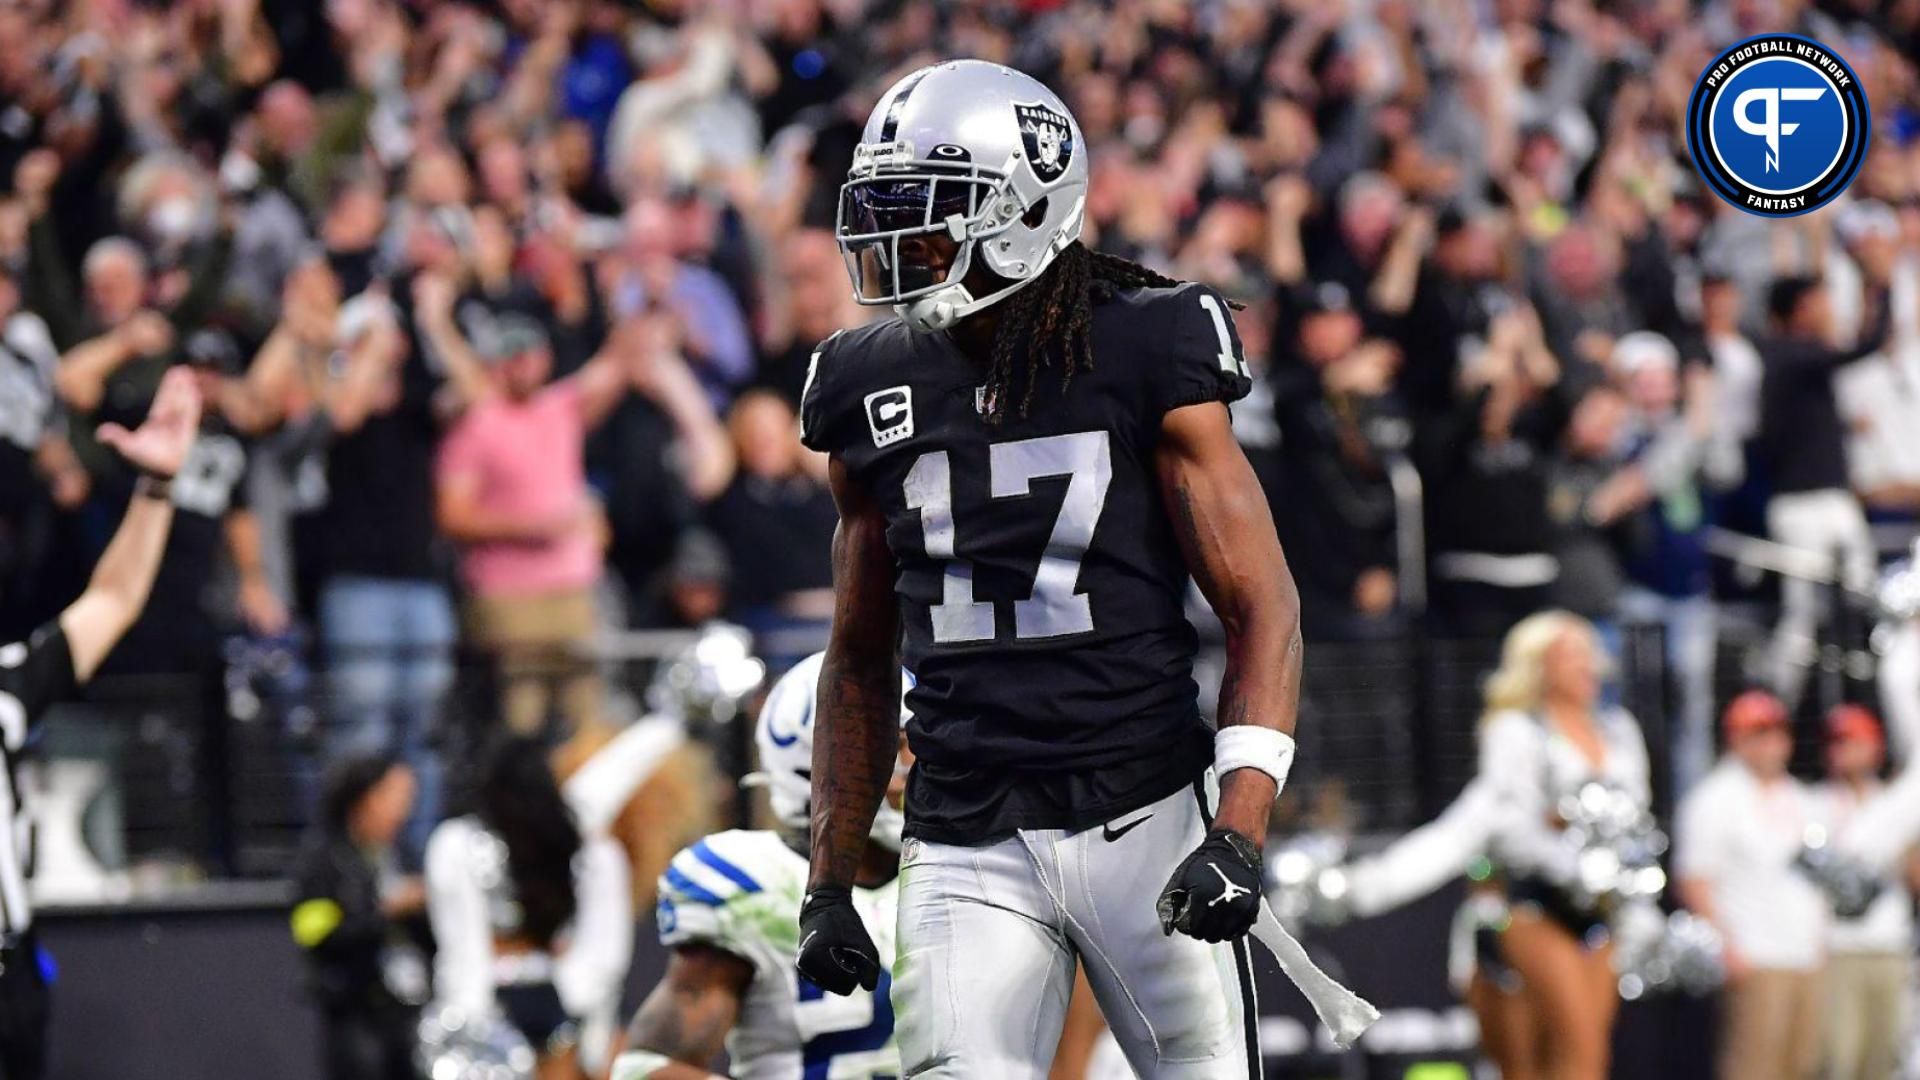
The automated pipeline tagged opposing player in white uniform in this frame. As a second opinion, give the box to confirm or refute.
[611,653,911,1080]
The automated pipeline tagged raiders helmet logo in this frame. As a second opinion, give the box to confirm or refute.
[1014,102,1073,183]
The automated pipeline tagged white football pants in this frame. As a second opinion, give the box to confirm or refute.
[892,774,1260,1079]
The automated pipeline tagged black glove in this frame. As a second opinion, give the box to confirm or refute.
[795,885,882,995]
[1157,828,1264,942]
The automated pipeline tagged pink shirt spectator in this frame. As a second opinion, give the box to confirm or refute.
[436,381,601,597]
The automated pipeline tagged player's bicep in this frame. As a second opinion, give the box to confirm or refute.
[1156,402,1294,625]
[624,944,753,1069]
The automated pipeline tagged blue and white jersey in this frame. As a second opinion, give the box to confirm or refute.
[651,829,900,1080]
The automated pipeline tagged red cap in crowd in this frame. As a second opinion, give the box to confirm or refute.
[1826,704,1885,751]
[1722,690,1789,739]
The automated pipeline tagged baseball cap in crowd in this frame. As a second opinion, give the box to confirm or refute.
[1835,200,1900,247]
[478,313,550,363]
[1294,280,1354,318]
[1610,331,1678,376]
[1825,703,1885,750]
[183,326,242,374]
[1722,689,1789,739]
[667,528,731,588]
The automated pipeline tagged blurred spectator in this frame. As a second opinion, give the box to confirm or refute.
[606,22,755,199]
[660,529,732,630]
[1608,333,1728,795]
[604,195,754,407]
[1812,706,1915,1080]
[705,390,834,666]
[1678,691,1830,1080]
[589,324,734,628]
[22,151,232,423]
[1544,382,1630,623]
[434,313,630,744]
[1699,270,1762,487]
[1396,206,1508,414]
[290,753,425,1080]
[1532,222,1632,375]
[756,227,865,405]
[71,314,273,681]
[1832,202,1920,526]
[237,277,478,865]
[425,736,631,1078]
[1269,282,1405,641]
[1758,276,1888,700]
[0,268,75,639]
[1419,302,1568,638]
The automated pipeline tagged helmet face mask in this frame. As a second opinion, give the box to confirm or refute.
[836,167,999,304]
[748,653,913,853]
[836,61,1088,333]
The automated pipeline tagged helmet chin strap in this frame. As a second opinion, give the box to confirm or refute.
[897,281,977,332]
[896,246,1063,333]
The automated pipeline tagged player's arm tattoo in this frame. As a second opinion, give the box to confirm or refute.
[810,457,904,891]
[1159,402,1304,847]
[623,945,753,1078]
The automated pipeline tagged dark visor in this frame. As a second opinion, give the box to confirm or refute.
[838,175,994,239]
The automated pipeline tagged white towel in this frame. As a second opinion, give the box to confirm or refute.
[1249,899,1380,1049]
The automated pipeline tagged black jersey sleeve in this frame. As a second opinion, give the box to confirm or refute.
[798,330,849,455]
[0,622,76,748]
[1152,283,1254,415]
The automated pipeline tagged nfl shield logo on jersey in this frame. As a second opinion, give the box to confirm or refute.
[865,386,915,448]
[1014,102,1073,183]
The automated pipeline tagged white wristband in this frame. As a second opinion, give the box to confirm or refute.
[1215,726,1296,797]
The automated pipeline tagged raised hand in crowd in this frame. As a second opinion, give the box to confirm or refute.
[13,149,60,218]
[618,313,733,502]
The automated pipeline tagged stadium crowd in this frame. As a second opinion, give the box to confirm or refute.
[0,0,1918,1076]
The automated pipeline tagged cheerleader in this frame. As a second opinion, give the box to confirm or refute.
[1275,611,1652,1080]
[1476,611,1650,1080]
[425,736,632,1080]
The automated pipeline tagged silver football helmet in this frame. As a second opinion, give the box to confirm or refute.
[837,59,1089,333]
[747,652,914,851]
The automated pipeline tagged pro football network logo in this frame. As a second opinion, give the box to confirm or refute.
[865,385,914,448]
[1686,34,1868,218]
[1014,102,1073,184]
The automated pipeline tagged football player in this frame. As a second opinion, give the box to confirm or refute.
[795,60,1307,1078]
[609,653,911,1079]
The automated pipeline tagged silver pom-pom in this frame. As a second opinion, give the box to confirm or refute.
[1263,832,1353,930]
[415,1004,537,1080]
[646,623,767,727]
[1612,905,1725,1000]
[1879,543,1920,622]
[1554,782,1669,915]
[1794,825,1884,919]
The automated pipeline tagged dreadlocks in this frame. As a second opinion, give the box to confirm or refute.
[978,242,1242,423]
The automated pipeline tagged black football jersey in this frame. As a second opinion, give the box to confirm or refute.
[801,282,1252,843]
